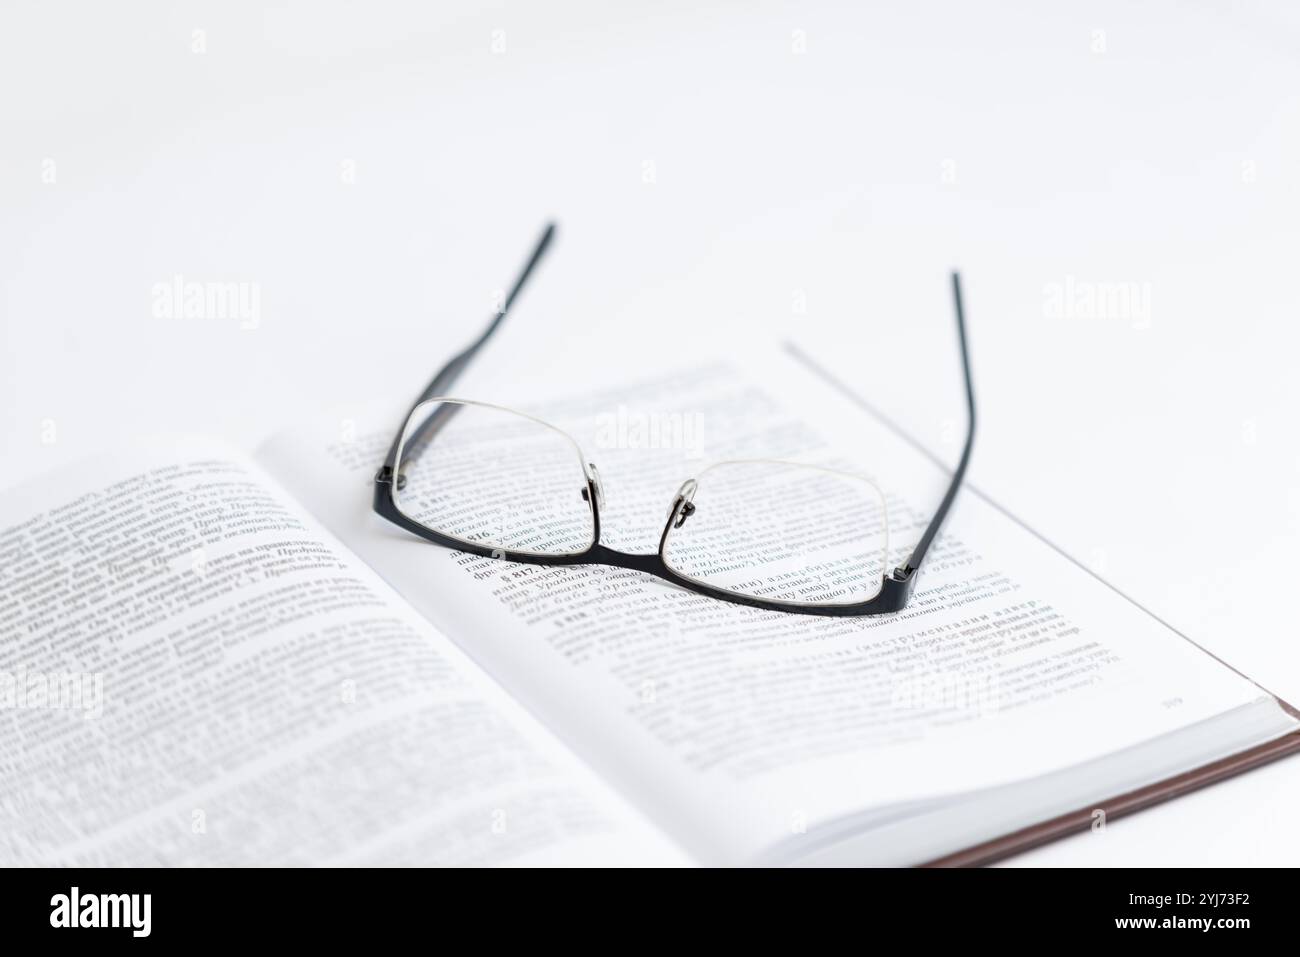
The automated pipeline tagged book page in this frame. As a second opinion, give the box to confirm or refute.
[0,438,685,866]
[259,347,1291,865]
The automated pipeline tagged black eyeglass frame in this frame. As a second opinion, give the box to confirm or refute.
[374,222,976,617]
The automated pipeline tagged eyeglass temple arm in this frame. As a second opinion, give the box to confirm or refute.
[379,222,557,471]
[893,271,976,581]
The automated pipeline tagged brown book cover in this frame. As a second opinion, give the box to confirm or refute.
[925,709,1300,866]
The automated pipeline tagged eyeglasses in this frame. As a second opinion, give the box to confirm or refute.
[374,223,975,616]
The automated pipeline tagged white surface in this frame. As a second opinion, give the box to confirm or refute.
[2,1,1298,865]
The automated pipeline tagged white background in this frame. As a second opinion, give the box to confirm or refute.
[2,1,1298,865]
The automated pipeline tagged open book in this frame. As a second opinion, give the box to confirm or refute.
[2,345,1296,866]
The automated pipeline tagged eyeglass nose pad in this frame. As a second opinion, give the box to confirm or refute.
[586,463,606,510]
[667,479,698,527]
